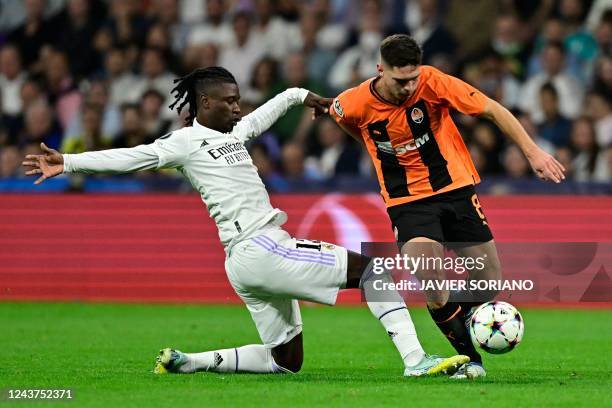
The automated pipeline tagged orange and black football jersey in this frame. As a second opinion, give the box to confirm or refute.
[330,65,488,208]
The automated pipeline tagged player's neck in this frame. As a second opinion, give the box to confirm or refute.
[373,77,403,105]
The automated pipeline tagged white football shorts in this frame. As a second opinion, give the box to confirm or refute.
[225,227,348,348]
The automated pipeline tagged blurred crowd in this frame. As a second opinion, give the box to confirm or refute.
[0,0,610,190]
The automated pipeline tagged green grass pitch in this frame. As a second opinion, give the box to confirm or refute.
[2,303,611,408]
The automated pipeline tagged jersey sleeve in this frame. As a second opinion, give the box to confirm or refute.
[149,129,190,169]
[232,88,308,142]
[63,144,161,174]
[329,89,359,128]
[63,130,190,174]
[426,68,488,116]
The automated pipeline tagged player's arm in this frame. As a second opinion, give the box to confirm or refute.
[329,95,364,144]
[335,120,364,145]
[22,132,188,185]
[430,67,566,183]
[233,88,331,142]
[480,98,566,183]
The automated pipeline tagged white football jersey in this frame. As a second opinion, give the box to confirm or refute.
[63,88,309,252]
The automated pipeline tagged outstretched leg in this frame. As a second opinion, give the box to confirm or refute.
[346,250,468,375]
[155,332,303,374]
[399,238,483,366]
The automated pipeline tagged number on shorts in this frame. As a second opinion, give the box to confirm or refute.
[471,193,487,223]
[296,239,322,251]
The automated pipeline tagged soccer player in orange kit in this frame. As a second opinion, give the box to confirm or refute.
[330,34,566,379]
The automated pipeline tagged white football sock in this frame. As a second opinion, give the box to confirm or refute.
[181,345,291,374]
[361,261,426,368]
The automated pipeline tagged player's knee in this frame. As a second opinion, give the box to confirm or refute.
[273,352,303,373]
[282,356,303,373]
[486,260,502,281]
[272,334,303,373]
[415,267,445,282]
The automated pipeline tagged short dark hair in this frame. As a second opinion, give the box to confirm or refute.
[380,34,422,68]
[540,82,558,98]
[169,66,237,126]
[544,41,565,55]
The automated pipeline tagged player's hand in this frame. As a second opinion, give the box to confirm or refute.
[22,142,64,185]
[304,92,332,119]
[526,147,566,183]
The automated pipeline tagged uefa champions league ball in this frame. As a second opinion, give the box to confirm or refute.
[469,301,524,354]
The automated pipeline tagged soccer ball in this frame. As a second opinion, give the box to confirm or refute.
[469,301,524,354]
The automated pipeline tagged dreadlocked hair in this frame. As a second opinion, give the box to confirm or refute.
[169,66,237,126]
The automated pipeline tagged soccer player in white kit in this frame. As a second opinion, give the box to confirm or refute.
[23,67,468,377]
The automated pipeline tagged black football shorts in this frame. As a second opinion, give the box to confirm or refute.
[387,185,493,247]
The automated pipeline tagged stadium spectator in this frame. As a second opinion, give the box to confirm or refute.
[554,146,575,179]
[527,17,565,78]
[569,117,606,181]
[145,23,182,75]
[470,121,504,174]
[467,143,487,174]
[519,41,584,124]
[0,122,7,146]
[147,0,191,54]
[593,10,612,55]
[307,0,349,52]
[126,47,175,104]
[296,9,337,85]
[473,50,521,110]
[276,0,301,22]
[328,2,383,92]
[218,12,266,89]
[63,80,121,145]
[305,117,361,178]
[443,0,499,60]
[502,144,531,179]
[44,49,82,130]
[113,104,151,148]
[104,47,140,106]
[252,0,300,60]
[187,0,232,48]
[270,51,325,145]
[54,0,104,79]
[104,0,150,46]
[250,142,289,192]
[6,77,48,145]
[592,54,612,103]
[140,89,172,139]
[21,99,62,149]
[487,14,532,80]
[558,0,599,82]
[0,45,25,117]
[62,102,111,154]
[6,0,58,68]
[516,111,555,155]
[585,91,612,147]
[0,145,21,177]
[1,0,609,188]
[402,0,457,64]
[537,82,572,148]
[182,42,219,74]
[244,57,279,105]
[281,142,321,181]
